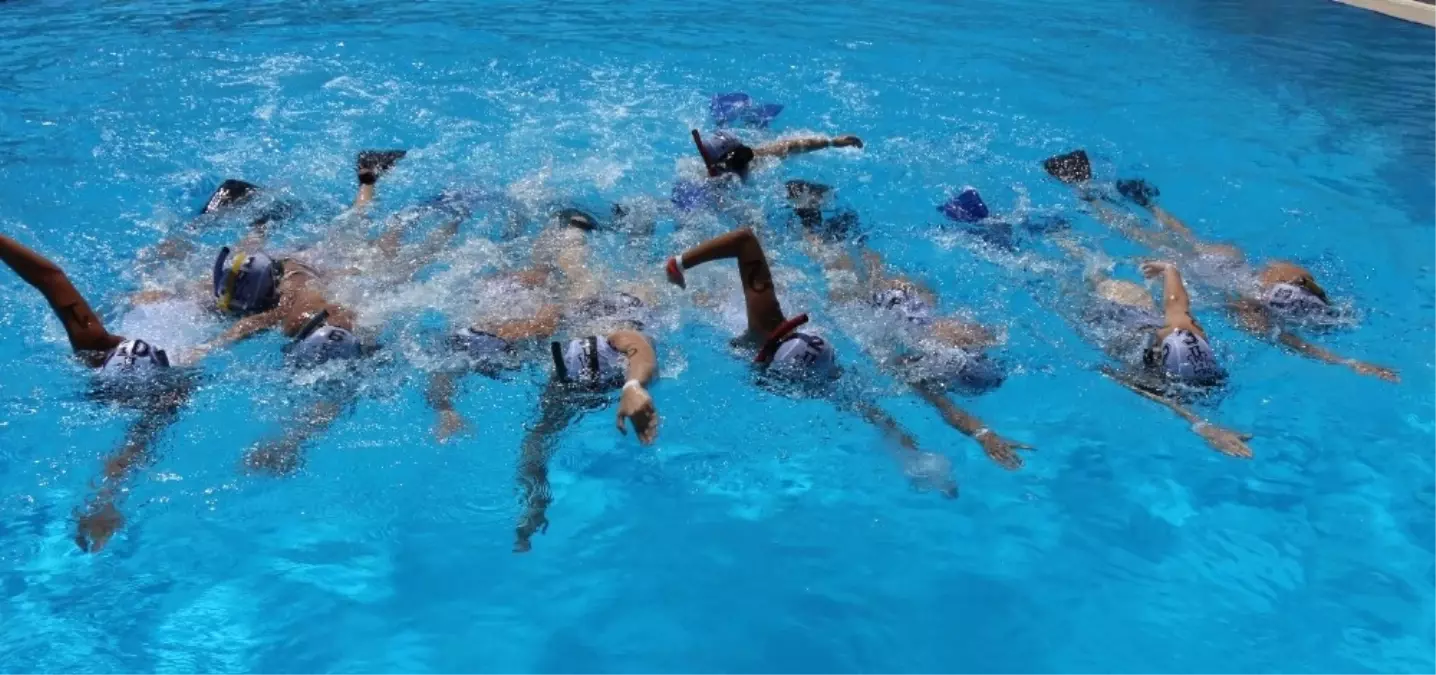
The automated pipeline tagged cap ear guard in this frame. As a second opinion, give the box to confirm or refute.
[692,129,719,177]
[283,310,330,354]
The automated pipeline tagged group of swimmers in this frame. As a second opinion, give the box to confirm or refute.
[0,96,1399,554]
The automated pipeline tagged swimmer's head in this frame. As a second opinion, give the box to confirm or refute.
[554,208,599,232]
[450,328,517,375]
[212,246,280,314]
[99,339,171,377]
[1148,329,1225,386]
[693,130,754,180]
[285,312,362,367]
[1262,281,1332,320]
[786,179,832,210]
[551,336,626,389]
[766,333,838,380]
[938,187,990,223]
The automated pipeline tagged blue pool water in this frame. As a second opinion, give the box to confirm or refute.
[1,0,1433,672]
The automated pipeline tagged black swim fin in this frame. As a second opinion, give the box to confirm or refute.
[1116,179,1159,208]
[356,149,407,184]
[202,179,261,214]
[1042,150,1092,184]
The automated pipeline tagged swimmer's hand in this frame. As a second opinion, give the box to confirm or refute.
[617,384,659,444]
[435,410,470,443]
[1140,260,1175,278]
[1194,422,1253,459]
[664,257,686,289]
[903,451,958,498]
[75,502,123,553]
[1349,360,1400,383]
[832,135,864,149]
[977,432,1034,470]
[514,512,549,553]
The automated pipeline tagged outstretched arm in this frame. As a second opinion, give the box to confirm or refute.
[0,234,123,358]
[1230,299,1399,382]
[515,383,584,552]
[911,381,1033,470]
[753,134,863,159]
[608,330,659,444]
[243,391,358,475]
[180,309,282,365]
[1101,365,1253,457]
[74,383,192,552]
[835,396,958,498]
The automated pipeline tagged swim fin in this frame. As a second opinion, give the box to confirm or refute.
[1115,179,1159,208]
[1042,150,1092,184]
[356,149,407,184]
[202,179,261,214]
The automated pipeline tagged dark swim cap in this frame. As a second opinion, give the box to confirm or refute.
[693,130,754,178]
[212,246,280,314]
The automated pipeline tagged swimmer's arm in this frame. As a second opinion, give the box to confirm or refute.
[752,134,863,159]
[609,330,659,443]
[1145,262,1204,337]
[244,395,353,475]
[491,304,563,342]
[425,370,469,442]
[180,309,282,365]
[75,385,190,552]
[1100,366,1253,458]
[911,382,1032,470]
[843,398,921,453]
[1229,299,1398,381]
[607,330,656,385]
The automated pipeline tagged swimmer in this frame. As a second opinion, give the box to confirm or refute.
[510,213,662,552]
[664,227,961,497]
[1053,238,1252,457]
[0,234,193,551]
[1043,149,1397,383]
[193,150,458,473]
[192,149,410,362]
[672,129,865,214]
[934,186,1070,251]
[796,220,1035,470]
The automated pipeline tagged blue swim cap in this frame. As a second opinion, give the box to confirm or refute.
[100,339,171,377]
[938,187,990,223]
[212,247,279,314]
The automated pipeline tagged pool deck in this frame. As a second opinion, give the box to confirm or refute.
[1334,0,1436,26]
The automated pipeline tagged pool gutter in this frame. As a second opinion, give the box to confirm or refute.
[1333,0,1436,26]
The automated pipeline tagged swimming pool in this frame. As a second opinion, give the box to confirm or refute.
[0,0,1432,671]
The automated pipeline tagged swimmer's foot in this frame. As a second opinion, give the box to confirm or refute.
[356,149,407,185]
[1042,149,1092,184]
[203,178,261,214]
[1116,178,1159,209]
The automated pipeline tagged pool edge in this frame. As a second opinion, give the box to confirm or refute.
[1333,0,1436,27]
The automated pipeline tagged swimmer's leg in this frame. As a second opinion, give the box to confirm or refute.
[0,235,122,358]
[426,370,469,443]
[75,382,191,552]
[911,381,1032,470]
[515,382,585,553]
[669,227,785,336]
[352,149,407,212]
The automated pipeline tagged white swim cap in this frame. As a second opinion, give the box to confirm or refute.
[768,333,837,379]
[100,339,171,377]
